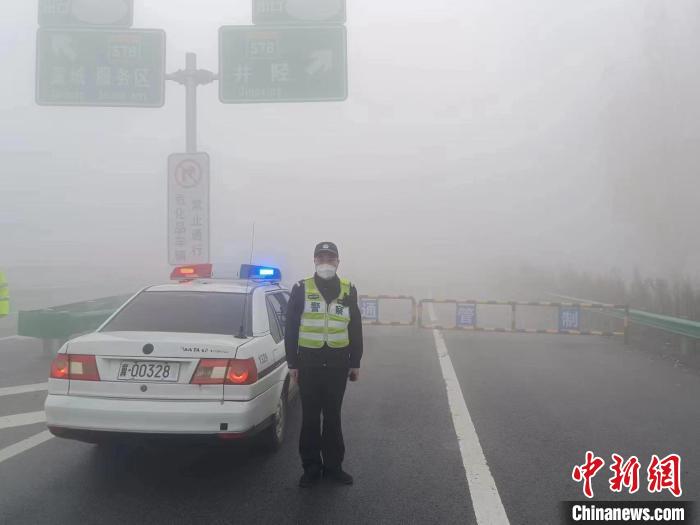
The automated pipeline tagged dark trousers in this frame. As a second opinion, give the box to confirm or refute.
[298,366,349,471]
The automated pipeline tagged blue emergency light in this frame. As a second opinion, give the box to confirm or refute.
[240,264,282,281]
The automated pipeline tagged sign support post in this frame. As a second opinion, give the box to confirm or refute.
[166,53,217,154]
[186,53,198,154]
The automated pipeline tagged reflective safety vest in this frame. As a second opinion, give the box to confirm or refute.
[298,277,351,349]
[0,272,9,318]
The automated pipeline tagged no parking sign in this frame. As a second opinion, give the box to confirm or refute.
[168,153,210,265]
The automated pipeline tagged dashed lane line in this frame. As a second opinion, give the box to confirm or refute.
[0,431,53,466]
[0,411,46,430]
[428,304,510,525]
[0,383,49,397]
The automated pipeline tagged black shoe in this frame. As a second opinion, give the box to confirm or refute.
[323,466,354,485]
[299,465,322,488]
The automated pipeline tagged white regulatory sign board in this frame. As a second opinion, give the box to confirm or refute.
[168,153,210,266]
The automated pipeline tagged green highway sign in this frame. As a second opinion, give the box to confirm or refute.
[36,28,166,107]
[38,0,134,27]
[219,25,347,103]
[252,0,346,25]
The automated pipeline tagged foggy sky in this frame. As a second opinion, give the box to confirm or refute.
[2,0,699,299]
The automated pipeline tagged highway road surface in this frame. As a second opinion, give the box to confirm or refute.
[0,327,697,524]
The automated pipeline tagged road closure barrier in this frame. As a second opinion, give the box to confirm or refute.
[418,299,629,343]
[359,295,417,326]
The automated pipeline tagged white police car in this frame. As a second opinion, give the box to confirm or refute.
[44,264,295,450]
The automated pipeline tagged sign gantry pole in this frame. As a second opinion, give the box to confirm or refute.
[185,53,198,154]
[166,53,217,154]
[165,54,216,265]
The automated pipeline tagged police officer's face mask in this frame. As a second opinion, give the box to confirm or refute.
[315,263,338,280]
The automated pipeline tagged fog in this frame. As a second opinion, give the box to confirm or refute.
[2,0,699,304]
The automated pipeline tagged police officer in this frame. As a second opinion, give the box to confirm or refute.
[285,242,363,487]
[0,271,9,319]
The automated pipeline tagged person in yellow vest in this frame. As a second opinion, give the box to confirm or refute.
[285,242,363,487]
[0,271,9,318]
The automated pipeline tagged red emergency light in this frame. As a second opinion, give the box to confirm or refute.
[170,264,213,281]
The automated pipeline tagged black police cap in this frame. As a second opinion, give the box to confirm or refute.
[314,242,339,258]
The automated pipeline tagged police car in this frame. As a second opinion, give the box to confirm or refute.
[44,264,295,450]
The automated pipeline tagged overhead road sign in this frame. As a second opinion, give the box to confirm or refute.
[38,0,134,27]
[253,0,346,25]
[168,153,211,266]
[219,25,347,103]
[36,28,166,107]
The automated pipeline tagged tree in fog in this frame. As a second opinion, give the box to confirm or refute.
[602,1,700,277]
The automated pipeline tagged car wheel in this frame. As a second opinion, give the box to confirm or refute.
[261,388,287,452]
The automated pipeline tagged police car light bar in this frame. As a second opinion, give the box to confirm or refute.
[239,264,281,281]
[170,264,213,281]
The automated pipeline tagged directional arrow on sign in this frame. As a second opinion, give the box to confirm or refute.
[219,25,346,103]
[51,35,77,61]
[306,50,333,76]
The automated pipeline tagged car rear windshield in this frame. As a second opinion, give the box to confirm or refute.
[101,291,249,336]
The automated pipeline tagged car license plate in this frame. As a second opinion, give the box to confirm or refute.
[117,361,180,382]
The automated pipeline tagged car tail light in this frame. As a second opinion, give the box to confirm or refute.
[50,355,100,381]
[50,355,69,379]
[191,359,229,384]
[226,358,258,385]
[190,358,258,385]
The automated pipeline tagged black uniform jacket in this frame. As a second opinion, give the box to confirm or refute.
[284,274,363,369]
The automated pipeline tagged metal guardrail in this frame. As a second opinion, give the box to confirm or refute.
[549,293,700,340]
[625,310,700,339]
[18,294,133,341]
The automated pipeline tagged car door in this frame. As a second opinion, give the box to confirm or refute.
[266,292,289,366]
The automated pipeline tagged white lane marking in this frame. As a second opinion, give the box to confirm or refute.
[428,304,510,525]
[0,383,49,397]
[0,431,53,466]
[0,411,46,430]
